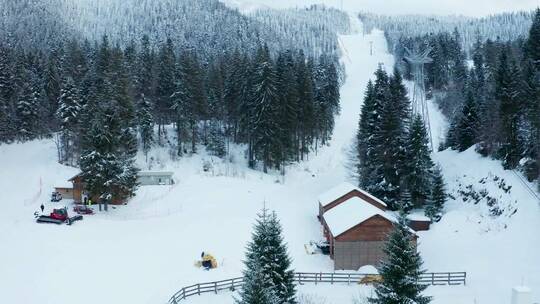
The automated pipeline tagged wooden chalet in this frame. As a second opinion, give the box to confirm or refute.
[318,182,419,270]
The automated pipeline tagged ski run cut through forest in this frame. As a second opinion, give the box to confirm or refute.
[1,2,540,304]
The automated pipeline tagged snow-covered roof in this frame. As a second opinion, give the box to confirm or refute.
[323,196,397,237]
[55,182,73,189]
[406,212,431,222]
[318,182,387,207]
[137,171,174,177]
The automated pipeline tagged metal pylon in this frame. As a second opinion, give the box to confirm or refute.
[404,46,434,150]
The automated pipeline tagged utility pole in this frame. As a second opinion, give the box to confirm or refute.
[404,46,434,150]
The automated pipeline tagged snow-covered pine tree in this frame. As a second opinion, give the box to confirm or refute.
[79,36,139,207]
[453,89,480,152]
[425,165,447,222]
[0,46,16,143]
[496,47,523,169]
[16,70,41,141]
[525,8,540,67]
[251,45,280,172]
[242,208,296,304]
[357,67,388,199]
[171,50,207,155]
[224,51,249,143]
[155,38,176,143]
[275,50,299,165]
[313,54,340,146]
[356,80,376,183]
[207,119,226,157]
[373,68,411,208]
[44,48,62,129]
[369,215,431,304]
[295,51,315,162]
[137,94,154,161]
[56,76,82,164]
[237,258,280,304]
[404,115,435,209]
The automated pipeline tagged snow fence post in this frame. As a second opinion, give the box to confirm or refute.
[331,273,334,284]
[214,281,218,294]
[447,272,451,285]
[197,284,200,295]
[431,273,435,285]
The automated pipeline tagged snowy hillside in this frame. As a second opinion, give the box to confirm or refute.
[1,11,539,304]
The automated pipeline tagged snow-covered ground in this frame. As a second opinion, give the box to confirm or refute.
[1,13,539,304]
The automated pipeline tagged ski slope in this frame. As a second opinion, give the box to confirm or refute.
[0,13,539,304]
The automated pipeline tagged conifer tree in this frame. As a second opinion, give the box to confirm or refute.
[525,8,540,67]
[369,215,431,304]
[155,38,176,142]
[275,50,299,164]
[207,119,226,157]
[16,70,40,140]
[241,208,296,304]
[137,94,154,161]
[237,259,280,304]
[358,67,388,199]
[251,46,280,172]
[295,51,315,161]
[374,68,411,207]
[405,115,434,208]
[425,165,446,222]
[496,48,522,169]
[56,77,82,163]
[454,89,480,151]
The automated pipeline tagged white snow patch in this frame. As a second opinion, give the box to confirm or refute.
[317,182,386,207]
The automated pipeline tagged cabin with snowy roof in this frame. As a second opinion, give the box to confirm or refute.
[318,182,418,270]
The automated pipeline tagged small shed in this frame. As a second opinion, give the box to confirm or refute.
[406,213,432,231]
[318,184,417,270]
[137,171,174,186]
[54,182,74,199]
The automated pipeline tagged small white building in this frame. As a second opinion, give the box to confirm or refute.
[137,171,174,186]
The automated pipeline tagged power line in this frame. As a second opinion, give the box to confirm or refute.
[404,45,434,150]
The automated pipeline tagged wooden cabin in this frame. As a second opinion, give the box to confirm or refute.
[318,183,418,270]
[68,173,127,205]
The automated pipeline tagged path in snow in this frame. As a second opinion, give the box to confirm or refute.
[286,14,394,190]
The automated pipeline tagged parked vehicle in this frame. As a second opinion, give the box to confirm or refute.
[73,205,94,215]
[36,207,83,225]
[50,191,62,202]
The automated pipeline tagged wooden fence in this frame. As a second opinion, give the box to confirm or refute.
[168,271,466,304]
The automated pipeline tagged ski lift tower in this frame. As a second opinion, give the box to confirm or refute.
[404,46,434,149]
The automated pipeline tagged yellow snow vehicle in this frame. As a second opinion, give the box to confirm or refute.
[195,252,218,270]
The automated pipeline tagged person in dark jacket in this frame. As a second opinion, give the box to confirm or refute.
[40,203,44,213]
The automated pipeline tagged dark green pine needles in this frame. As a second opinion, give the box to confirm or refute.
[370,216,431,304]
[237,208,296,304]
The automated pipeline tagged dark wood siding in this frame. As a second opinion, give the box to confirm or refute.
[335,215,394,241]
[408,219,431,231]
